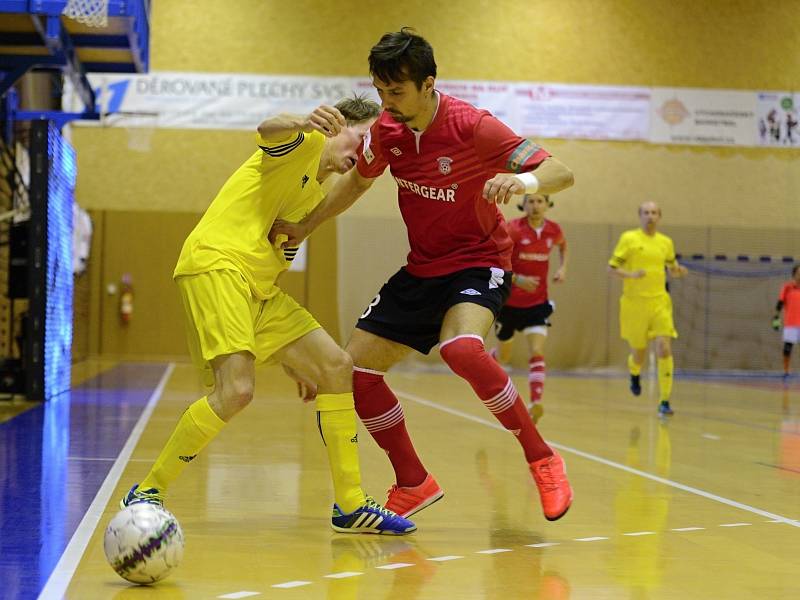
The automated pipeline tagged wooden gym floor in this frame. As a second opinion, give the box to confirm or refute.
[4,359,798,599]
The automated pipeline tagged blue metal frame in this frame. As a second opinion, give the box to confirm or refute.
[0,0,150,123]
[3,87,99,130]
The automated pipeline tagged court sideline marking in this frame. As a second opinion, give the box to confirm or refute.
[394,389,800,528]
[38,363,176,600]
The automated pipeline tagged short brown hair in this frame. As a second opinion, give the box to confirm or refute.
[335,94,380,126]
[369,27,437,89]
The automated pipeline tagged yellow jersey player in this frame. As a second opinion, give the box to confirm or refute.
[120,96,416,535]
[608,202,687,416]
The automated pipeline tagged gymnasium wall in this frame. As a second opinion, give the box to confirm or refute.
[70,0,800,367]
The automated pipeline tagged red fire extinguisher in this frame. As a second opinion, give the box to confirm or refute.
[119,273,134,324]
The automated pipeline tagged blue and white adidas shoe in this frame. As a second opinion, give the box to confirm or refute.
[120,483,164,509]
[331,496,417,535]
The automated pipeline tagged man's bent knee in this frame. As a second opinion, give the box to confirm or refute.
[317,349,354,392]
[219,378,254,414]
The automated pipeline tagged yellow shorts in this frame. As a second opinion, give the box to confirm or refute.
[620,294,677,349]
[176,270,320,387]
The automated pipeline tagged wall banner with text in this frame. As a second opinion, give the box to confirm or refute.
[64,71,796,150]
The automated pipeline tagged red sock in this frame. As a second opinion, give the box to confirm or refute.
[439,335,552,463]
[353,367,428,487]
[529,354,546,404]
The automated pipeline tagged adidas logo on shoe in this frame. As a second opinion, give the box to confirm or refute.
[179,454,197,463]
[460,288,481,296]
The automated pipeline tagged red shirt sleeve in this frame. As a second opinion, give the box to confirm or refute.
[780,283,790,303]
[356,121,389,178]
[474,114,550,174]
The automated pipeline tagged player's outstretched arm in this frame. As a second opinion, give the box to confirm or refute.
[257,105,346,142]
[483,157,574,204]
[529,157,575,195]
[268,168,376,248]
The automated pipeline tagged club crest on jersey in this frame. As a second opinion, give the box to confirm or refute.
[437,156,453,175]
[390,147,402,156]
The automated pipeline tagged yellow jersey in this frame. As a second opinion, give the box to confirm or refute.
[174,130,325,300]
[609,229,676,298]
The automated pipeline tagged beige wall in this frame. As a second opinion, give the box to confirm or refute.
[70,0,800,362]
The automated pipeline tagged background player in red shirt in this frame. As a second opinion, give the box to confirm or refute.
[491,193,568,424]
[773,264,800,378]
[271,28,575,522]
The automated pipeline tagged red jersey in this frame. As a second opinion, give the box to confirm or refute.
[780,281,800,326]
[357,92,550,278]
[505,218,565,308]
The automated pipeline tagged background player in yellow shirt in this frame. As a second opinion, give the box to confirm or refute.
[120,96,416,535]
[608,202,687,416]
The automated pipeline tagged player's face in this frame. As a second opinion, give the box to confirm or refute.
[372,76,431,124]
[330,119,375,174]
[524,194,549,218]
[639,203,661,229]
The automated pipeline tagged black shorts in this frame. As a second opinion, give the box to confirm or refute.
[494,301,554,341]
[356,267,512,354]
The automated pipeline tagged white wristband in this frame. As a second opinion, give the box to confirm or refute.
[513,172,539,193]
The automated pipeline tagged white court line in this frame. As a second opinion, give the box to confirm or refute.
[575,537,609,542]
[218,592,261,599]
[720,522,751,527]
[376,562,414,570]
[271,581,311,589]
[38,363,175,600]
[672,527,704,532]
[526,542,559,548]
[395,389,800,528]
[623,531,656,536]
[324,571,363,579]
[427,555,464,562]
[476,548,512,554]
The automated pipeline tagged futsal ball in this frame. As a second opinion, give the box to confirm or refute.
[104,503,184,584]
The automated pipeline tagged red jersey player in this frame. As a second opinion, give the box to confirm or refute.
[270,28,575,522]
[491,193,568,423]
[773,264,800,378]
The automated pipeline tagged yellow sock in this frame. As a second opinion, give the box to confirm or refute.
[317,392,366,513]
[657,356,674,401]
[628,354,642,376]
[140,396,225,492]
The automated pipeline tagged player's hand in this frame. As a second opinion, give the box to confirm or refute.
[772,316,782,331]
[629,269,647,279]
[553,267,566,283]
[483,173,526,205]
[296,380,318,402]
[268,219,310,249]
[281,364,318,403]
[303,105,346,137]
[670,264,689,278]
[515,274,540,291]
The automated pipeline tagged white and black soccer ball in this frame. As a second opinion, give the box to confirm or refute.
[104,503,184,584]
